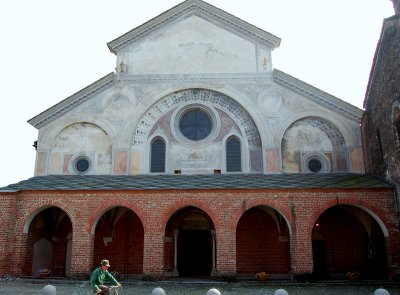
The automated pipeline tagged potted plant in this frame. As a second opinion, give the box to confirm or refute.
[39,268,51,278]
[256,272,269,281]
[345,270,360,281]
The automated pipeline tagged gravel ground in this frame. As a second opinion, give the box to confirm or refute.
[0,278,400,295]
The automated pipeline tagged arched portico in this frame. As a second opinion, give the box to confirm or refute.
[312,205,388,279]
[24,206,72,277]
[164,206,216,277]
[236,206,291,278]
[92,206,144,278]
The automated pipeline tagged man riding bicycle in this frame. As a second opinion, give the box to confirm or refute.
[90,259,121,294]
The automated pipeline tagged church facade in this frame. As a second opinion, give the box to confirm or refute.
[1,0,399,280]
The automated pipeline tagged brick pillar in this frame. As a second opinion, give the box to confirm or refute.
[386,229,400,278]
[289,205,313,276]
[143,229,164,276]
[70,229,94,278]
[290,234,313,275]
[0,195,14,275]
[11,232,28,276]
[215,228,236,275]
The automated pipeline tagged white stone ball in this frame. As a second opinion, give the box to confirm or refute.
[152,287,166,295]
[42,285,56,295]
[206,288,221,295]
[274,289,289,295]
[374,288,390,295]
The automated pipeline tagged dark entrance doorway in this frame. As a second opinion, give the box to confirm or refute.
[178,229,212,276]
[164,207,215,277]
[312,240,327,279]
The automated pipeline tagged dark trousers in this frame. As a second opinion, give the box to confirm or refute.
[93,285,110,294]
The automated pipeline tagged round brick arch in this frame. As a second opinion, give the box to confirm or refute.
[159,198,219,233]
[308,198,390,238]
[89,201,147,235]
[230,198,293,234]
[22,200,74,234]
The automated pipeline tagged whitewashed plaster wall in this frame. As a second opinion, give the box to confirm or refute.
[32,8,363,176]
[34,73,363,176]
[116,15,272,75]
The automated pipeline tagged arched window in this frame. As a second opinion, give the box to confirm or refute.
[226,136,241,172]
[151,137,166,173]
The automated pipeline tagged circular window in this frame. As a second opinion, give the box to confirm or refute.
[179,109,212,141]
[171,104,220,145]
[308,158,322,172]
[74,157,90,174]
[302,152,330,173]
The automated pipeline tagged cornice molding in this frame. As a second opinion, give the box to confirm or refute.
[116,72,273,83]
[107,0,281,54]
[273,69,363,122]
[28,73,116,129]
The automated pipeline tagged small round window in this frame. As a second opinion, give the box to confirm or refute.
[179,109,212,141]
[302,152,330,173]
[308,158,322,172]
[74,157,90,174]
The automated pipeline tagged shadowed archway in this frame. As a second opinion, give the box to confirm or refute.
[93,207,144,278]
[312,205,387,279]
[164,206,215,277]
[236,206,291,278]
[24,206,72,277]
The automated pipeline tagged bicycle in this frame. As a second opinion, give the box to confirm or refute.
[109,285,122,295]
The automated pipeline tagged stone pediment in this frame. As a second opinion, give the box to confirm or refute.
[28,73,116,129]
[107,0,281,54]
[107,0,281,75]
[273,69,363,121]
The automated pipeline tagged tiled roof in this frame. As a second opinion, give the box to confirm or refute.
[0,173,392,192]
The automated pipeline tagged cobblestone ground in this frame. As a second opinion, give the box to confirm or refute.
[0,278,400,295]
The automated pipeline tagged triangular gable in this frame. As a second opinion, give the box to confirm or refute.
[28,73,116,129]
[107,0,281,54]
[273,69,363,121]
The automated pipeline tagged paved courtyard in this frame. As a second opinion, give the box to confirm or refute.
[1,278,400,295]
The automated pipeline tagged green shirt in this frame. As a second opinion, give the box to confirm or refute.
[90,268,119,290]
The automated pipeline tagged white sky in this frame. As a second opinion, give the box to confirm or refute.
[0,0,395,187]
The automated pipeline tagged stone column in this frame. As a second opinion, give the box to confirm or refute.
[210,230,217,275]
[172,229,179,275]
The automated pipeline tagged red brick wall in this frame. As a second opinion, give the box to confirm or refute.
[93,210,144,275]
[1,188,399,279]
[0,195,15,275]
[236,207,290,274]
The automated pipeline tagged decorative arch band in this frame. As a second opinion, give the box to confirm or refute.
[132,89,261,146]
